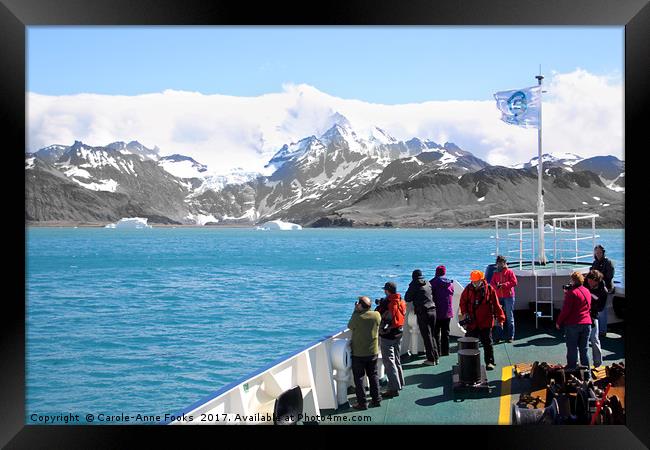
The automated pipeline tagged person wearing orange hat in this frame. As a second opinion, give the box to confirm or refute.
[459,269,506,370]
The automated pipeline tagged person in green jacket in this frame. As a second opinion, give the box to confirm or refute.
[348,296,382,410]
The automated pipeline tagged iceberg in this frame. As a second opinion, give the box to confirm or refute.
[544,223,568,232]
[256,220,302,231]
[105,217,152,229]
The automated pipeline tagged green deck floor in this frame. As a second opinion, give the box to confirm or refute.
[317,314,625,425]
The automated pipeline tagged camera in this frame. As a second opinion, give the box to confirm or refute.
[459,316,473,327]
[375,298,386,305]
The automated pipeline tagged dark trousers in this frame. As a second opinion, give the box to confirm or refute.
[434,318,451,356]
[416,308,439,361]
[351,355,381,405]
[466,327,494,365]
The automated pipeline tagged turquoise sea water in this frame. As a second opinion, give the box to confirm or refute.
[26,227,624,422]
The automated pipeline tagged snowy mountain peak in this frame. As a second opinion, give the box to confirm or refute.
[265,135,324,172]
[327,111,352,130]
[369,127,398,144]
[514,152,583,169]
[105,140,158,160]
[32,144,71,163]
[321,122,355,141]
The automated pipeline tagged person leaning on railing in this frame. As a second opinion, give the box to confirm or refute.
[347,296,382,410]
[429,265,454,357]
[556,271,592,371]
[405,269,439,366]
[375,282,406,399]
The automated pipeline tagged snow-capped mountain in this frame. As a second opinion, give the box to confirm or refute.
[26,140,193,223]
[369,141,490,189]
[25,117,624,226]
[513,153,624,192]
[252,119,429,222]
[332,165,624,228]
[105,140,160,160]
[513,152,583,170]
[28,144,70,164]
[572,155,624,181]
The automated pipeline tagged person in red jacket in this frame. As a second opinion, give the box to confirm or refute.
[556,271,592,370]
[375,281,407,398]
[490,255,518,343]
[459,270,506,370]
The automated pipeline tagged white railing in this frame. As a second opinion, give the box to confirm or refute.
[491,213,536,271]
[490,212,599,272]
[551,214,599,270]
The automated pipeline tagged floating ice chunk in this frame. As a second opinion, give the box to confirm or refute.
[256,220,302,231]
[582,201,588,205]
[477,196,485,202]
[593,196,601,201]
[105,217,152,229]
[544,223,568,232]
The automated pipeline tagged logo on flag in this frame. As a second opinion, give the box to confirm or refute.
[494,86,541,128]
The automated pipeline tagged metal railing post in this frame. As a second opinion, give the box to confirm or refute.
[531,218,536,274]
[574,216,579,263]
[505,220,509,258]
[531,219,535,269]
[519,220,523,270]
[553,218,557,271]
[495,219,499,257]
[592,216,596,256]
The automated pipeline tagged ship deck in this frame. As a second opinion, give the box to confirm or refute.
[317,313,625,425]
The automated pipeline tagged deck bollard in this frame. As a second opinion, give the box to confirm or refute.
[457,337,480,364]
[458,349,481,385]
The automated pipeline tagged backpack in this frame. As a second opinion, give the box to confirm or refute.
[379,299,405,335]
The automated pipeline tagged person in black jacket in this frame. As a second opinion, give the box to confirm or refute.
[591,245,615,337]
[405,269,439,365]
[585,269,607,367]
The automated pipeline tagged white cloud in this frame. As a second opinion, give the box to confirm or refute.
[27,69,623,174]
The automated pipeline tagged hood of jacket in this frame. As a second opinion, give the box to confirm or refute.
[412,277,427,286]
[431,276,453,286]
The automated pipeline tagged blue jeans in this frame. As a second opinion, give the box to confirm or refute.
[598,295,609,335]
[590,319,602,367]
[497,297,515,340]
[565,324,591,369]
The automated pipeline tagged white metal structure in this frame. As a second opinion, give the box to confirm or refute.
[490,212,599,327]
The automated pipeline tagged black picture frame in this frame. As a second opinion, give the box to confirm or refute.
[2,0,648,447]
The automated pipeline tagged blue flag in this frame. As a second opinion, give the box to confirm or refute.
[494,86,541,128]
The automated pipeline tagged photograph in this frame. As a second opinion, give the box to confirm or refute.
[22,25,629,428]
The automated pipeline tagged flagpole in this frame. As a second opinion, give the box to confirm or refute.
[535,71,547,265]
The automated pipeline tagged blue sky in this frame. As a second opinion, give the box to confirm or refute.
[27,27,622,103]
